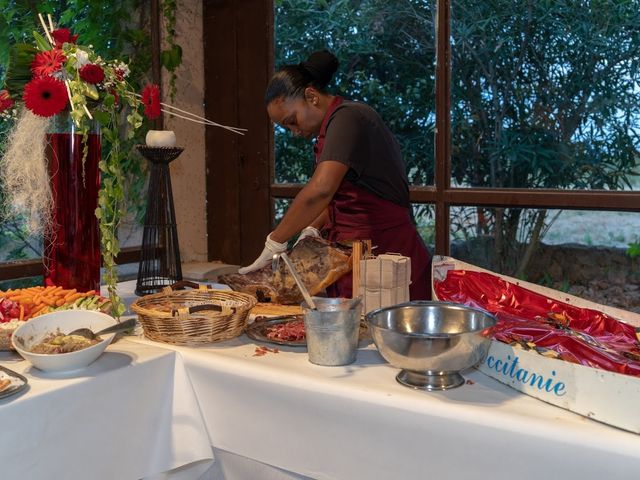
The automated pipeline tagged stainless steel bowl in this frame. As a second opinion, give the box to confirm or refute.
[366,301,496,390]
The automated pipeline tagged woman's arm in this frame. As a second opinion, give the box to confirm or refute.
[271,160,348,243]
[309,208,330,230]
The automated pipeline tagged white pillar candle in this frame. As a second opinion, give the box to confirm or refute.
[145,130,177,147]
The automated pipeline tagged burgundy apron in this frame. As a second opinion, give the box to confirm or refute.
[314,97,431,300]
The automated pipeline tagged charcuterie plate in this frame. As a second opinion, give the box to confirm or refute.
[245,316,306,347]
[246,315,370,348]
[0,365,28,400]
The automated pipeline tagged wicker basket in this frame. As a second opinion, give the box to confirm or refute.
[131,281,257,346]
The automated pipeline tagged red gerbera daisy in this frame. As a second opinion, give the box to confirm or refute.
[79,64,105,84]
[23,77,68,117]
[0,90,14,113]
[51,28,79,48]
[31,49,66,77]
[141,84,161,120]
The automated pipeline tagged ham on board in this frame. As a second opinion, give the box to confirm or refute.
[220,237,352,304]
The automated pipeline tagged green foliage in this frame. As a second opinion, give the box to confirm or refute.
[97,108,130,318]
[161,0,181,100]
[274,0,436,185]
[451,0,640,191]
[628,239,640,259]
[450,0,640,273]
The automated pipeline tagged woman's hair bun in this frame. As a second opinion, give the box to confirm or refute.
[299,50,339,88]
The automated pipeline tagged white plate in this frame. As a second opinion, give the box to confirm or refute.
[0,365,28,399]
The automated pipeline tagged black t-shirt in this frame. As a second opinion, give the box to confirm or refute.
[317,100,410,208]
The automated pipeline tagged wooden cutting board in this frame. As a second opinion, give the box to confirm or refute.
[250,303,302,316]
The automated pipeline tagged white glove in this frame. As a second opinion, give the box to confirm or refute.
[238,233,287,274]
[294,226,321,247]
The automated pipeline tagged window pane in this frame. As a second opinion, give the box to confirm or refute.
[274,198,292,225]
[274,1,436,186]
[451,1,640,190]
[0,214,41,263]
[413,203,435,252]
[0,277,43,290]
[0,209,143,269]
[449,206,640,312]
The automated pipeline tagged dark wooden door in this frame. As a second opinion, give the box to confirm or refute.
[203,0,274,265]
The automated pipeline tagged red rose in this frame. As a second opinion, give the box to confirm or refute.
[23,76,68,117]
[79,64,105,84]
[141,84,161,120]
[51,28,79,48]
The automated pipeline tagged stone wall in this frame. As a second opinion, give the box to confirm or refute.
[527,243,639,286]
[163,0,207,262]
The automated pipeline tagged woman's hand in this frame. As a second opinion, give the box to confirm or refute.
[294,226,322,247]
[238,233,287,274]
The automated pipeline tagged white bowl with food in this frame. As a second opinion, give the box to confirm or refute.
[11,310,118,373]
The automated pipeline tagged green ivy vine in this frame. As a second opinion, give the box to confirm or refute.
[97,105,143,318]
[161,0,182,100]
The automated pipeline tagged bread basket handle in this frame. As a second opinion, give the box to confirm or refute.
[165,280,208,292]
[172,304,235,316]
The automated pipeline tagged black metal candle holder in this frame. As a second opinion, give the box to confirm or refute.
[135,145,184,296]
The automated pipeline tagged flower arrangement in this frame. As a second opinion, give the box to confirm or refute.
[0,14,244,317]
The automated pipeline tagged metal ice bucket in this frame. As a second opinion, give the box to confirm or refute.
[302,297,362,366]
[366,301,496,390]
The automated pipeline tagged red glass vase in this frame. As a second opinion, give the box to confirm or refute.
[43,113,101,291]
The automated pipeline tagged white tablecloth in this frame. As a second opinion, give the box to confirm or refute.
[102,279,640,480]
[127,334,640,480]
[0,340,213,480]
[3,275,639,479]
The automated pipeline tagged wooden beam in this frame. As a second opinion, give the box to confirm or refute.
[150,0,163,130]
[274,183,640,212]
[441,188,640,211]
[0,247,142,282]
[435,0,452,256]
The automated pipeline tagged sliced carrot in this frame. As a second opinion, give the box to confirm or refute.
[41,297,57,307]
[63,289,78,301]
[64,292,84,303]
[30,304,49,318]
[14,295,34,304]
